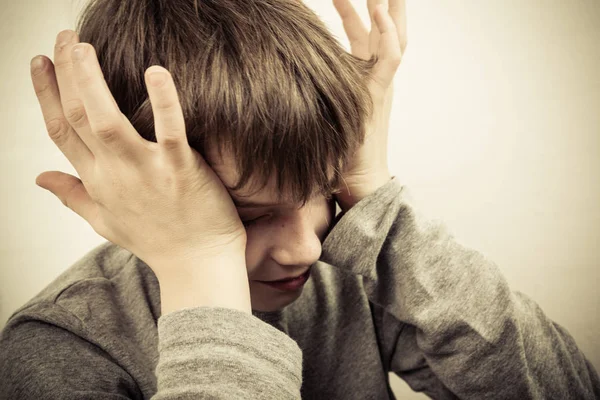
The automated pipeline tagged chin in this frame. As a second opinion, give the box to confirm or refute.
[249,283,304,312]
[251,304,283,313]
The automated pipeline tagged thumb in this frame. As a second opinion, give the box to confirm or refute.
[36,171,97,223]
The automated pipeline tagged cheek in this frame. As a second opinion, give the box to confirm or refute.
[242,197,336,268]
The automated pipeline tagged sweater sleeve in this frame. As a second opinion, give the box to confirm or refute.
[153,307,303,399]
[0,304,302,399]
[321,176,600,399]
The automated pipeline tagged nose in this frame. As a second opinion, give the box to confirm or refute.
[268,215,323,268]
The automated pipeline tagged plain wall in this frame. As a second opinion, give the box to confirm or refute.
[1,0,598,398]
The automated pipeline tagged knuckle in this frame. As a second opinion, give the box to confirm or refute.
[160,135,183,150]
[45,118,69,144]
[34,81,54,99]
[154,100,178,112]
[64,103,88,129]
[94,121,120,142]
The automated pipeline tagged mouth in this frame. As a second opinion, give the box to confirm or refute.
[258,267,312,283]
[256,268,312,292]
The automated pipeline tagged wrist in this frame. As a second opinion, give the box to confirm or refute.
[335,172,393,213]
[156,252,251,316]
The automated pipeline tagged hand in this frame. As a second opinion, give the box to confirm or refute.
[30,30,248,281]
[332,0,407,211]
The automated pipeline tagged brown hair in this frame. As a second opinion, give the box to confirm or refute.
[75,0,378,206]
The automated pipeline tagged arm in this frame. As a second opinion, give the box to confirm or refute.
[155,307,302,399]
[323,176,600,399]
[151,249,301,398]
[0,303,302,399]
[27,29,302,399]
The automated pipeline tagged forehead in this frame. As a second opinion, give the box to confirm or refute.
[205,146,300,208]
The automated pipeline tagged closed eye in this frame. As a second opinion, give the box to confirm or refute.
[242,216,266,227]
[242,218,258,227]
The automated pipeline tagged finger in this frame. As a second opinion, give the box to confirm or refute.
[71,43,149,164]
[35,171,99,227]
[332,0,370,60]
[144,66,193,171]
[367,0,389,24]
[30,55,94,178]
[388,0,408,52]
[53,30,104,156]
[370,5,403,90]
[367,0,388,57]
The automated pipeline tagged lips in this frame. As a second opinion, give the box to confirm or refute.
[258,268,311,292]
[258,268,311,282]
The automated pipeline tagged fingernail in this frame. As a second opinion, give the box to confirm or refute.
[72,44,86,61]
[30,57,45,75]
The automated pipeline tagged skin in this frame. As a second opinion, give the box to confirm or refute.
[206,147,338,312]
[29,0,407,315]
[331,0,406,213]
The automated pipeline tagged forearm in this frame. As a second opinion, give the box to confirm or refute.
[321,178,600,399]
[154,307,303,399]
[152,251,302,399]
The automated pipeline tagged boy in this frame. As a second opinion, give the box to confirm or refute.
[1,0,598,398]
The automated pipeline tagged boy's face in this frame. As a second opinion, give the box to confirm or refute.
[207,146,337,312]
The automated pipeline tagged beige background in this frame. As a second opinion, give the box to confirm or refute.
[1,0,598,398]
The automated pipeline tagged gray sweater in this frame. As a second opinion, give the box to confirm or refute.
[1,177,598,399]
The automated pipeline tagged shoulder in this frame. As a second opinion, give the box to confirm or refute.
[3,241,160,340]
[0,242,159,398]
[8,241,134,313]
[28,241,129,294]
